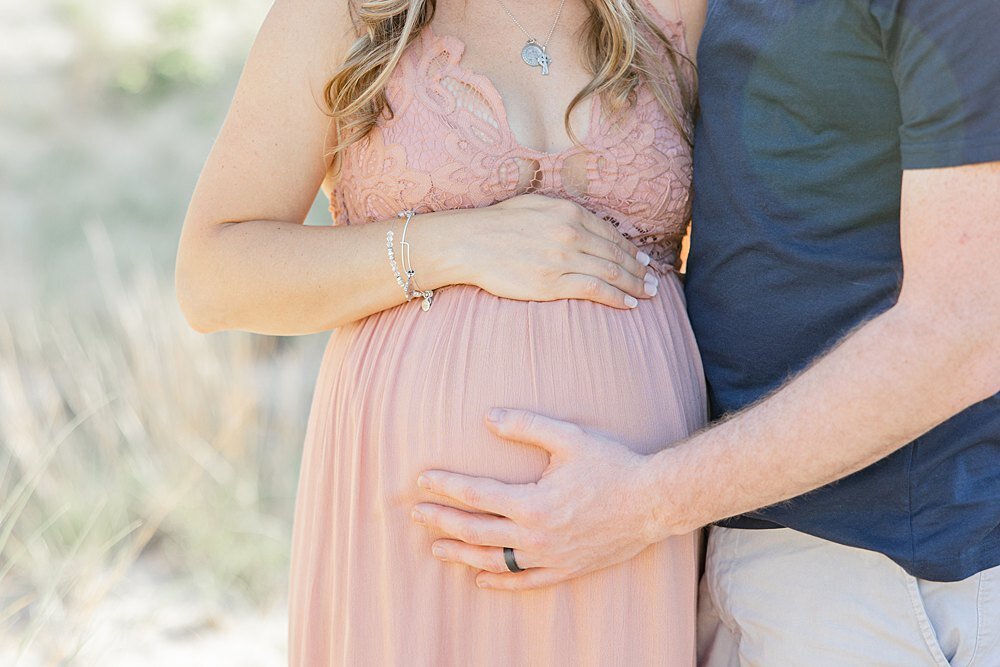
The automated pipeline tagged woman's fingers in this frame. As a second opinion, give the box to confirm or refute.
[580,234,654,283]
[556,274,642,309]
[480,195,661,308]
[570,254,657,301]
[577,213,650,266]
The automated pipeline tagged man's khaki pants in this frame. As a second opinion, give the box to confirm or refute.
[697,526,999,667]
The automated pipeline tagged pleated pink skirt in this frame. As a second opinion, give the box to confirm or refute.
[288,270,707,666]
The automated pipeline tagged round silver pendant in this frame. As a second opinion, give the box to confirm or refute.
[521,41,546,67]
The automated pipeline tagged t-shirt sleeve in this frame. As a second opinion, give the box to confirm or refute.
[872,0,1000,169]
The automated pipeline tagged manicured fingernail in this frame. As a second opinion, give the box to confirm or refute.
[636,251,651,266]
[487,408,506,423]
[625,295,638,308]
[644,282,657,296]
[411,509,425,524]
[417,475,430,489]
[432,545,446,559]
[477,579,491,589]
[645,272,659,286]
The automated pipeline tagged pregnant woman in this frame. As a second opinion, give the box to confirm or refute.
[175,0,706,663]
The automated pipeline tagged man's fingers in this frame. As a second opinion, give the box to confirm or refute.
[417,470,526,516]
[412,503,523,548]
[484,408,584,457]
[431,540,534,573]
[476,567,567,591]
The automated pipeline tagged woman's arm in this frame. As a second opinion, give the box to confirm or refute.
[176,0,657,336]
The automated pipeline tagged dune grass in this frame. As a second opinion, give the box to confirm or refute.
[0,226,324,662]
[0,3,334,660]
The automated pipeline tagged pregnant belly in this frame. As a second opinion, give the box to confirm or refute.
[313,274,706,510]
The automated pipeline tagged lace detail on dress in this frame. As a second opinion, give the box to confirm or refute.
[329,15,694,270]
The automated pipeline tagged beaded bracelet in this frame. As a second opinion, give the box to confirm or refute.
[386,210,434,311]
[385,228,411,301]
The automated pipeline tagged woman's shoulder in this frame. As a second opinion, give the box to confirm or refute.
[640,0,707,61]
[258,0,357,87]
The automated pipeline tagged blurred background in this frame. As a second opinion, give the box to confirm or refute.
[1,1,333,663]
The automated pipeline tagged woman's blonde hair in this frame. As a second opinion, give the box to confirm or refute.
[323,0,695,172]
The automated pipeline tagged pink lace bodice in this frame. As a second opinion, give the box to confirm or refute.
[327,12,694,270]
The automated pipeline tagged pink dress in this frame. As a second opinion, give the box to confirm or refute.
[288,10,706,666]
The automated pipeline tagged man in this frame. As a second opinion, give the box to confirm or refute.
[411,1,999,663]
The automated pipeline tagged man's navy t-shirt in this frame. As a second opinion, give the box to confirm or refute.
[684,0,1000,581]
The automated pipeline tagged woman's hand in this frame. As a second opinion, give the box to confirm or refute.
[458,194,660,309]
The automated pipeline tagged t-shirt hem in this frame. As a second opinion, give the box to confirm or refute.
[900,134,1000,170]
[910,550,1000,583]
[713,520,1000,582]
[715,515,782,529]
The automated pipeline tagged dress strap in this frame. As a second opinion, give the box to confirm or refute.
[634,0,690,60]
[673,0,688,53]
[635,0,682,35]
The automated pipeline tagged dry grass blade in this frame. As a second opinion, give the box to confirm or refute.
[1,226,321,662]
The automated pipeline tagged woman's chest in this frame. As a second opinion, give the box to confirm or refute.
[333,30,693,247]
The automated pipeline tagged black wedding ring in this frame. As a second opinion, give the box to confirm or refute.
[503,546,524,573]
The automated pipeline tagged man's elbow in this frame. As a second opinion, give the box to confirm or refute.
[946,303,1000,398]
[935,308,998,403]
[893,294,1000,402]
[969,336,1000,402]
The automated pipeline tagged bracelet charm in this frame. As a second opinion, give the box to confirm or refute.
[398,209,434,311]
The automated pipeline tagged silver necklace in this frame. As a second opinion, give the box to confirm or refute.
[492,0,568,76]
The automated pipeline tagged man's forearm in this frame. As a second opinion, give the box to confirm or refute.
[645,300,999,538]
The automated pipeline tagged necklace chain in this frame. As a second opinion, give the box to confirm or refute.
[493,0,568,49]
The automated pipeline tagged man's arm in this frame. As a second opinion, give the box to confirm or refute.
[643,162,999,537]
[411,162,999,590]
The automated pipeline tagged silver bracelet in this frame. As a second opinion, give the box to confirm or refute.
[397,209,434,311]
[386,228,412,301]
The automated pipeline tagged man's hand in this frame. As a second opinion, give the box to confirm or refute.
[411,408,668,591]
[412,161,999,593]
